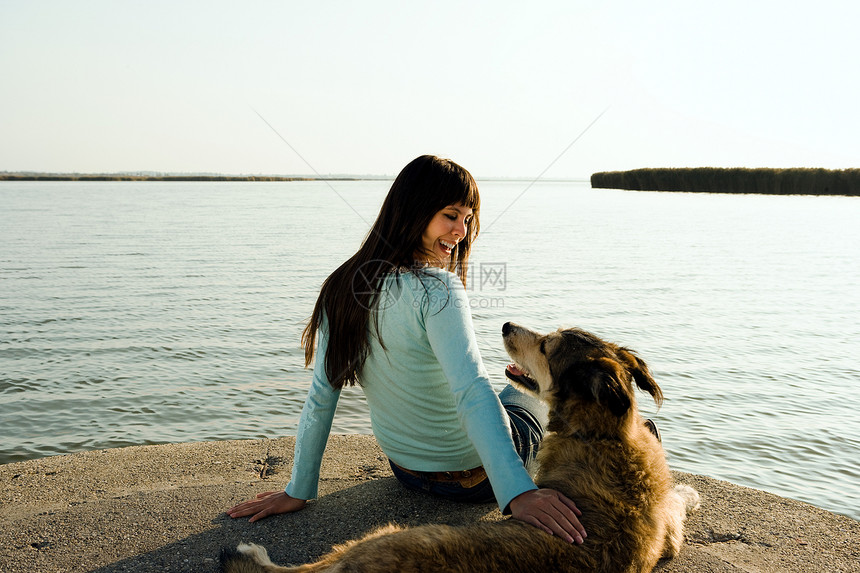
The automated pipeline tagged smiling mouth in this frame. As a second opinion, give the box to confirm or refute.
[505,363,538,392]
[439,239,456,253]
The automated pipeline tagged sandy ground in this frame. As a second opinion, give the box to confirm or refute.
[1,435,857,572]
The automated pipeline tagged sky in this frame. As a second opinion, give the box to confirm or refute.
[1,0,857,179]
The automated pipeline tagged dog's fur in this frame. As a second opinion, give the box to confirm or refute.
[221,323,699,573]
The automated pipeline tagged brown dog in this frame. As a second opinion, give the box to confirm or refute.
[221,322,699,573]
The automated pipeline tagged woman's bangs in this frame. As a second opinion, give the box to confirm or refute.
[462,179,481,211]
[443,169,480,213]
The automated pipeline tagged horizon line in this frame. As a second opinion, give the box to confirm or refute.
[0,171,592,183]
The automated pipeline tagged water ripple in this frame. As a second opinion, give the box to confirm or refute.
[1,180,858,521]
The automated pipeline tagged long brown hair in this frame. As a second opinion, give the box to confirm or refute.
[301,155,481,389]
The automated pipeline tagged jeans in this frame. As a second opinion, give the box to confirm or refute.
[389,384,548,505]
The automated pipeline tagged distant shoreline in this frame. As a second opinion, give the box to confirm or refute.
[591,167,859,196]
[0,174,379,182]
[0,173,586,183]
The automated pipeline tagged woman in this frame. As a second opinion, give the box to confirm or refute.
[228,155,586,544]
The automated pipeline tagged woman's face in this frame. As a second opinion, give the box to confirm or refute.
[419,203,473,265]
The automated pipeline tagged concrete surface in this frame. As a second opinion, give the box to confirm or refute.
[1,435,857,572]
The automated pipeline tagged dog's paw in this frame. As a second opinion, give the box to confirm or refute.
[674,484,701,513]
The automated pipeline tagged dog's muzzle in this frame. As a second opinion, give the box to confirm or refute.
[505,363,539,392]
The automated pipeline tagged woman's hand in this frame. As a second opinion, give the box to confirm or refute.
[227,490,307,523]
[509,488,587,544]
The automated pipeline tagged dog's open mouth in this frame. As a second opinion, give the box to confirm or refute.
[505,363,539,392]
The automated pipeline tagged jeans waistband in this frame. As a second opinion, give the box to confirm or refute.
[389,460,488,488]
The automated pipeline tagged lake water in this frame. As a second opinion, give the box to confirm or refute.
[1,180,858,521]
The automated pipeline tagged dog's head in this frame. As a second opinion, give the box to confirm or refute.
[503,322,662,432]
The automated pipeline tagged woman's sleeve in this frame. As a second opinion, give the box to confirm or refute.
[285,320,341,500]
[423,273,536,511]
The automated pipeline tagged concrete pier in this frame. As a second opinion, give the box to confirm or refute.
[1,435,857,572]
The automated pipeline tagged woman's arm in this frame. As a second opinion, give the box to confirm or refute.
[423,271,585,543]
[423,272,534,508]
[227,320,340,521]
[285,339,341,500]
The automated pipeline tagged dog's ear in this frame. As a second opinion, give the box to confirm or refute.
[590,357,633,417]
[557,358,631,417]
[617,347,663,407]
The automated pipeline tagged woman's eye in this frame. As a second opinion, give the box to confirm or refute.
[445,213,457,220]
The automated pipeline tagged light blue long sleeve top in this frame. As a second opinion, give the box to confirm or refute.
[285,267,536,512]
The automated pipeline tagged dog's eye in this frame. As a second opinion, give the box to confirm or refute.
[540,340,546,354]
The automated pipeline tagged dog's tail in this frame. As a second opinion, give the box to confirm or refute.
[220,543,307,573]
[673,484,701,513]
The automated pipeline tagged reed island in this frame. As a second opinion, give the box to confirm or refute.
[591,167,859,196]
